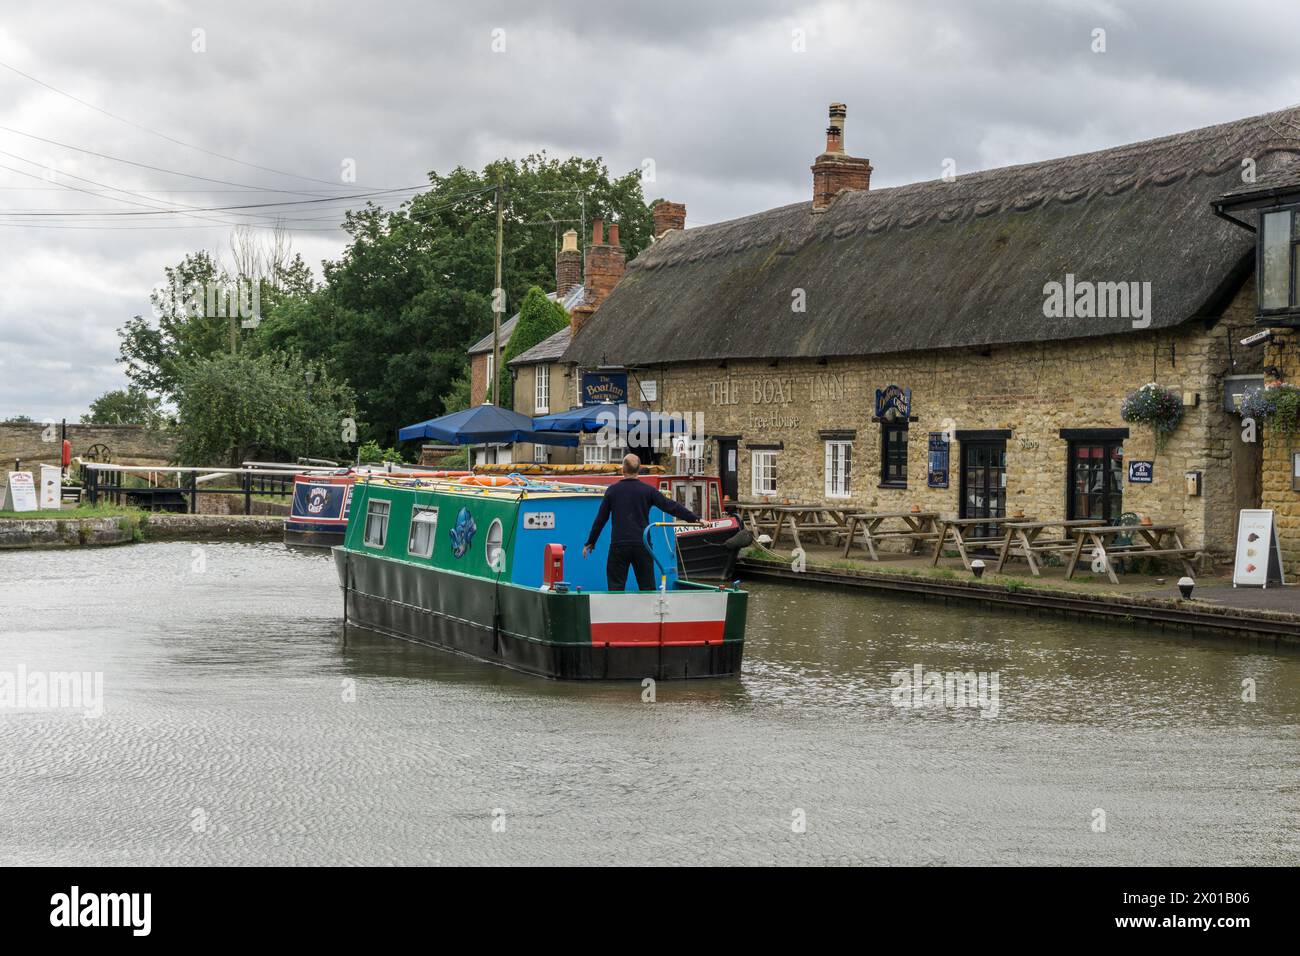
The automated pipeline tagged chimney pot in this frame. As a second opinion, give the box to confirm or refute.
[591,218,604,244]
[608,222,620,247]
[556,229,582,298]
[652,201,687,237]
[811,102,873,210]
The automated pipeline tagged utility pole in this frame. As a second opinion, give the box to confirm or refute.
[491,175,504,406]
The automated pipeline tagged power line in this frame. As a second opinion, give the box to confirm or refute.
[0,123,350,195]
[0,57,374,190]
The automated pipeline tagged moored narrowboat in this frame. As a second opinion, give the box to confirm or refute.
[284,468,468,549]
[333,475,748,679]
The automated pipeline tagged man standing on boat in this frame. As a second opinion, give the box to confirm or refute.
[583,454,699,591]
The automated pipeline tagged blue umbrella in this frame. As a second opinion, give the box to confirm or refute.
[398,403,578,445]
[533,403,690,434]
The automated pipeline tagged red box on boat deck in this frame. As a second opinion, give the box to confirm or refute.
[542,543,565,588]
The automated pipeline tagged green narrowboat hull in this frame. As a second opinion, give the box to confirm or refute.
[334,547,747,680]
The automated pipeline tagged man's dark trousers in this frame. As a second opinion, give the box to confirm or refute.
[607,542,655,591]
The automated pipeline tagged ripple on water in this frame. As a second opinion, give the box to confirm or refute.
[0,541,1297,865]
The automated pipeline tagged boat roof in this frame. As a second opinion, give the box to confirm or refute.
[359,475,606,500]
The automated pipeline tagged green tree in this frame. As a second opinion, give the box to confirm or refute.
[82,388,164,426]
[497,286,569,409]
[439,367,473,415]
[174,350,355,466]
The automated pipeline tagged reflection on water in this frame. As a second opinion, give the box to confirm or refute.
[1,541,1297,865]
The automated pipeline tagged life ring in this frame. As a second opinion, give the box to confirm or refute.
[455,475,523,487]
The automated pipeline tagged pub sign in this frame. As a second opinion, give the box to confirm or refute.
[581,371,628,406]
[875,384,911,420]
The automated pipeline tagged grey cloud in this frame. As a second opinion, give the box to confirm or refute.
[1,0,1297,420]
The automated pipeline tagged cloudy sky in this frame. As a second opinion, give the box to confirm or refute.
[1,0,1297,422]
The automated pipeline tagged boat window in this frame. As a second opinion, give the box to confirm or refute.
[407,505,438,558]
[709,483,721,519]
[363,499,391,548]
[485,518,505,572]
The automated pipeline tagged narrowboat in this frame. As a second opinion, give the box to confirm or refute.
[333,475,748,679]
[284,472,354,548]
[295,464,752,577]
[284,468,468,549]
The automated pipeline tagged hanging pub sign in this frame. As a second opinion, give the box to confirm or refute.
[874,384,911,420]
[927,433,950,488]
[581,371,627,406]
[1127,460,1154,484]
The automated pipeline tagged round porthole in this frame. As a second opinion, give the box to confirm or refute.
[485,518,505,571]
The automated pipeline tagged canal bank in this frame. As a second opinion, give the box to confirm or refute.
[0,511,281,549]
[738,554,1300,646]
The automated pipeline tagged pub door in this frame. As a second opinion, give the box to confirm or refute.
[717,439,739,503]
[959,440,1007,539]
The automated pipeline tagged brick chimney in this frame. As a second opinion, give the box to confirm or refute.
[569,218,626,336]
[652,200,686,238]
[556,228,581,298]
[811,103,873,210]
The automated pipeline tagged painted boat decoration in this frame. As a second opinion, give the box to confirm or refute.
[333,475,748,679]
[284,473,354,548]
[293,465,752,577]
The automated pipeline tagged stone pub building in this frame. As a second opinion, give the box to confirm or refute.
[563,104,1300,567]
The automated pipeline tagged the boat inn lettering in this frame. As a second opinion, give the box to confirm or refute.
[708,372,849,407]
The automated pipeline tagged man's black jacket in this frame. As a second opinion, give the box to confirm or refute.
[585,476,699,548]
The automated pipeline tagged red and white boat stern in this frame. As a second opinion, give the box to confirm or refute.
[588,591,730,647]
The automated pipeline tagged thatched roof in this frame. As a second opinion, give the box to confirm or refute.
[566,108,1300,367]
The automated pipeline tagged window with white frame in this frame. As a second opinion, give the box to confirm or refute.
[751,450,778,496]
[407,505,438,558]
[533,444,548,464]
[824,441,852,498]
[484,354,495,402]
[583,444,612,465]
[363,499,390,548]
[535,365,550,414]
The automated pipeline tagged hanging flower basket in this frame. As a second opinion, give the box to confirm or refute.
[1120,383,1183,452]
[1238,382,1300,438]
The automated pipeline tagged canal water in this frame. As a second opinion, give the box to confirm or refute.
[2,540,1297,866]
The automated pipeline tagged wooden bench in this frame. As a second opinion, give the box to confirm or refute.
[1065,523,1200,585]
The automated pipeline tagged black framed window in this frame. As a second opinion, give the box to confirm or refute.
[1258,207,1300,314]
[880,422,908,487]
[1067,441,1124,523]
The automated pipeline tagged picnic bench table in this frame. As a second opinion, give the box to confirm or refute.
[995,519,1106,577]
[931,515,1036,570]
[735,502,853,551]
[842,510,941,560]
[1065,523,1199,585]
